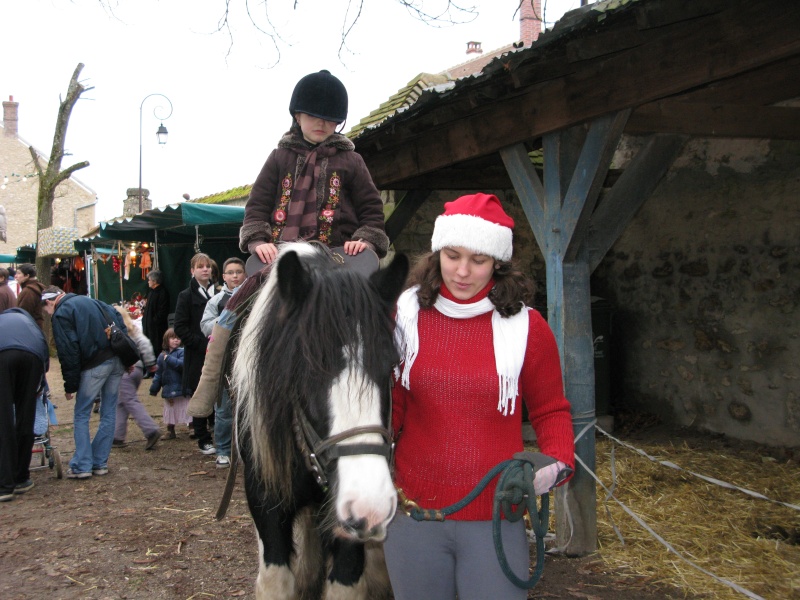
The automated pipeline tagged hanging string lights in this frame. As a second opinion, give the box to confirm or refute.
[0,172,37,190]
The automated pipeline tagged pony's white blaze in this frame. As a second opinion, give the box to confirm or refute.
[329,357,396,539]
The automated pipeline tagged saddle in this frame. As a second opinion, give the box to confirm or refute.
[244,244,379,278]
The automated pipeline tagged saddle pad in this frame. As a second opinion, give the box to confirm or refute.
[245,245,379,278]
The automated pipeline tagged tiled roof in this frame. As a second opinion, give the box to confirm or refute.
[348,1,651,144]
[441,43,517,80]
[347,40,528,140]
[191,184,252,205]
[347,73,452,139]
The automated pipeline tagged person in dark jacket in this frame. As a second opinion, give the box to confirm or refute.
[14,263,45,329]
[172,253,217,454]
[141,269,170,373]
[42,286,127,479]
[0,308,49,501]
[239,70,389,265]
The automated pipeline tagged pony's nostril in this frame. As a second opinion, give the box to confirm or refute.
[344,516,368,534]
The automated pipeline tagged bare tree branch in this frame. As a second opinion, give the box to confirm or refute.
[94,0,480,66]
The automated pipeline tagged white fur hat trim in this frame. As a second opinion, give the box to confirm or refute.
[431,213,513,261]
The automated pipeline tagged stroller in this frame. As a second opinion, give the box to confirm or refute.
[30,386,63,479]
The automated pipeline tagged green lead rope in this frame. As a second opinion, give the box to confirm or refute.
[405,458,549,589]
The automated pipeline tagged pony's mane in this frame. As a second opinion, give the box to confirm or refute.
[233,243,398,497]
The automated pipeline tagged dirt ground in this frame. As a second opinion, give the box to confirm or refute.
[0,360,695,600]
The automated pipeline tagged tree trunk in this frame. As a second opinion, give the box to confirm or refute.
[31,62,94,288]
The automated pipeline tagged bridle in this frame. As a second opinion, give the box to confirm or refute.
[291,398,393,491]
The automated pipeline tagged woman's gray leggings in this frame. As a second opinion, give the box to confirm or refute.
[383,511,529,600]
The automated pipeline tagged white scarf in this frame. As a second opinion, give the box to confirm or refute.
[195,280,214,301]
[394,285,530,416]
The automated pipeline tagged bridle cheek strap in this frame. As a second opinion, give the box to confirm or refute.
[292,404,392,490]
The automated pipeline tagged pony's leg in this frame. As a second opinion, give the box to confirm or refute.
[291,506,325,600]
[363,542,392,600]
[244,462,296,600]
[323,538,368,600]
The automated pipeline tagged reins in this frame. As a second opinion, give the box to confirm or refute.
[397,455,550,590]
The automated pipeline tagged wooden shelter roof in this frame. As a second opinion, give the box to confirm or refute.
[352,0,800,190]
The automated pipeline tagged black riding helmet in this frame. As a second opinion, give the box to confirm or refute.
[289,70,348,125]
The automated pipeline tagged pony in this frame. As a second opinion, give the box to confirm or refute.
[230,242,408,600]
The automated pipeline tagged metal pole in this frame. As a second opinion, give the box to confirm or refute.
[138,93,173,213]
[118,241,124,303]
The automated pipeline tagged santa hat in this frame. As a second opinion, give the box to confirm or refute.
[431,193,515,261]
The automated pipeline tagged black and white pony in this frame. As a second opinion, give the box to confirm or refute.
[231,242,408,600]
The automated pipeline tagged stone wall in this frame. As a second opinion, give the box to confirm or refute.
[390,138,800,447]
[593,137,800,446]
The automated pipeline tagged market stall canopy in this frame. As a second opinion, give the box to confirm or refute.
[75,203,245,250]
[0,244,37,263]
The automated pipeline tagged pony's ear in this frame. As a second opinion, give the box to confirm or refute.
[370,253,409,307]
[277,251,312,306]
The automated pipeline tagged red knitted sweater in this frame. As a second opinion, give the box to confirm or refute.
[392,284,575,521]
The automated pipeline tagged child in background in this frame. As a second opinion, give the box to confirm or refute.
[199,257,246,468]
[200,257,246,336]
[239,69,389,265]
[173,253,217,453]
[112,306,160,450]
[149,329,190,440]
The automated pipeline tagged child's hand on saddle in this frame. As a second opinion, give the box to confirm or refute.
[252,242,279,264]
[343,239,373,255]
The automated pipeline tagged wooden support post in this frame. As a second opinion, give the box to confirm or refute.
[501,110,632,556]
[503,117,684,555]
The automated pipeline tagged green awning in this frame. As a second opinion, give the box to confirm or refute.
[0,244,37,263]
[74,203,245,250]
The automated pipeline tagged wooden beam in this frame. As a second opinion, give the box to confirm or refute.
[499,144,547,248]
[665,55,800,106]
[358,0,800,187]
[627,102,800,139]
[561,110,631,261]
[387,170,514,190]
[587,134,688,272]
[384,190,432,243]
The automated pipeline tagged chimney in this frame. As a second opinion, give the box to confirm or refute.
[124,187,151,217]
[466,41,483,55]
[520,0,543,47]
[3,95,19,138]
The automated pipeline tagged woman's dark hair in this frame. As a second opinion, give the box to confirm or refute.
[18,263,36,278]
[148,269,164,285]
[407,251,534,318]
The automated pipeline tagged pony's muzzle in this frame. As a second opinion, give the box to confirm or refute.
[336,496,396,542]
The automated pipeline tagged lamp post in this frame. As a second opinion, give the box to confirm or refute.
[138,93,173,213]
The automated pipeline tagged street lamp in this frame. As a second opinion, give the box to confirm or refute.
[139,93,173,213]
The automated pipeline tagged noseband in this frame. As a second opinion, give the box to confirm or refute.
[291,400,393,491]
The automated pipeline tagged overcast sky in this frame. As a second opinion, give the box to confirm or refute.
[1,0,580,222]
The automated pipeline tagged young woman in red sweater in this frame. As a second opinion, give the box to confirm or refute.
[385,193,575,600]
